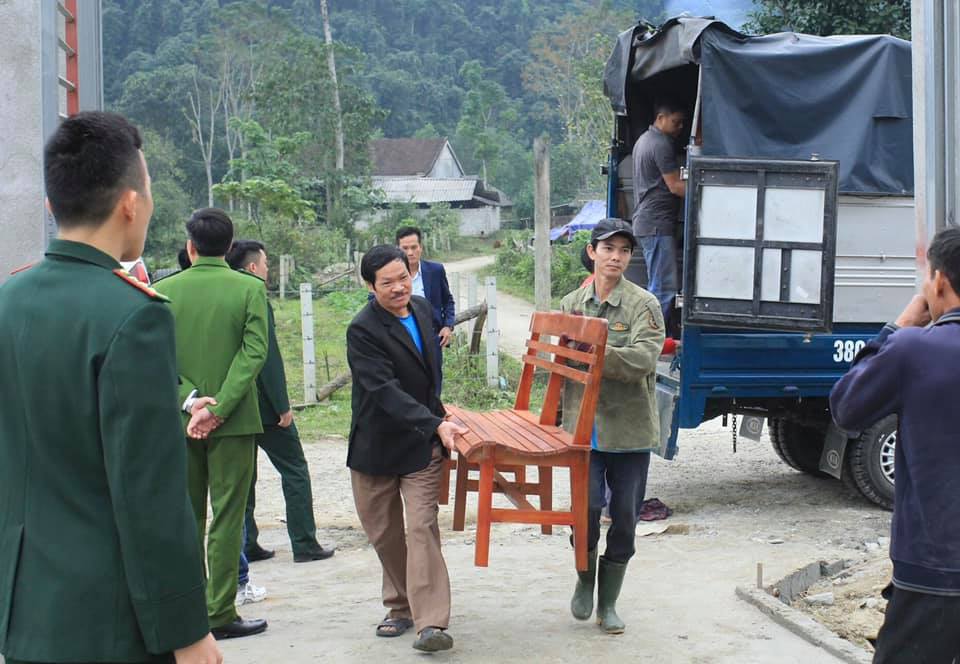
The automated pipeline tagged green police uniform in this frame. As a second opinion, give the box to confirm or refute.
[244,298,321,557]
[0,240,208,663]
[154,257,268,629]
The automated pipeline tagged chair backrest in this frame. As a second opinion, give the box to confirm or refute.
[514,311,607,447]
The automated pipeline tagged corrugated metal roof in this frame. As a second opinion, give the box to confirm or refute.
[372,177,480,203]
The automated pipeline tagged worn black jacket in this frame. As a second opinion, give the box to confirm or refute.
[346,296,445,475]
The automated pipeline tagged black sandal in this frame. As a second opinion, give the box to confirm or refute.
[412,626,453,651]
[376,616,414,638]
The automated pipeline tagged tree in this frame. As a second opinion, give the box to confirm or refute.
[744,1,910,39]
[454,60,521,185]
[250,33,384,230]
[522,2,634,205]
[319,0,345,173]
[141,130,192,266]
[185,64,224,206]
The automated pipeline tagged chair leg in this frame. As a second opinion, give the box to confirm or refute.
[571,457,589,571]
[438,456,452,505]
[452,453,469,531]
[539,465,553,535]
[475,457,495,567]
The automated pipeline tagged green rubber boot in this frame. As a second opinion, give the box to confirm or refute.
[596,556,628,634]
[570,549,598,620]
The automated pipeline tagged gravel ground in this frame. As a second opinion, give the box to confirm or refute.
[793,555,892,651]
[219,417,892,663]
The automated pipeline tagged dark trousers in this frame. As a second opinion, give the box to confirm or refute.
[588,450,651,564]
[872,583,960,664]
[638,232,679,325]
[244,422,319,555]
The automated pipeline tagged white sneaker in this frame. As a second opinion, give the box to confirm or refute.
[235,582,267,606]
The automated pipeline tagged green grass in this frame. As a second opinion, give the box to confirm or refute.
[272,291,365,441]
[272,287,546,442]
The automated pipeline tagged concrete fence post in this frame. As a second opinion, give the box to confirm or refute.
[485,277,499,387]
[300,283,317,404]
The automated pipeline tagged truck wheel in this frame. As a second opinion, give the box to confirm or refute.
[769,419,828,477]
[845,415,895,510]
[768,418,799,470]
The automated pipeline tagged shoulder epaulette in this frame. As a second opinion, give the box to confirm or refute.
[10,262,35,275]
[113,268,170,302]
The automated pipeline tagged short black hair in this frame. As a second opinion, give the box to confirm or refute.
[927,227,960,295]
[226,239,266,271]
[654,98,686,118]
[395,226,422,244]
[43,111,145,228]
[177,247,191,271]
[186,208,234,257]
[361,244,409,285]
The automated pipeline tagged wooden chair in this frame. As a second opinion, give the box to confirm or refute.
[445,311,608,571]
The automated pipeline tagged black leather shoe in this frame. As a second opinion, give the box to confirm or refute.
[245,544,275,562]
[211,617,268,640]
[293,545,335,562]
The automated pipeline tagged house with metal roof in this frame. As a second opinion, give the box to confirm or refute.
[366,138,511,236]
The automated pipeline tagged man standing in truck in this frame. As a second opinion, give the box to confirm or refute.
[631,99,687,328]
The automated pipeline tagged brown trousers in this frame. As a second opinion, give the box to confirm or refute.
[351,445,451,633]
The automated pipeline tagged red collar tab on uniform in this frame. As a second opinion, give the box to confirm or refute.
[113,268,170,302]
[10,262,35,275]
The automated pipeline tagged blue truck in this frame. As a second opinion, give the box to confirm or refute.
[603,17,915,508]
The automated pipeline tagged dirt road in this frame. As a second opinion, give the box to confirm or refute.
[445,255,537,358]
[221,263,890,662]
[222,414,889,663]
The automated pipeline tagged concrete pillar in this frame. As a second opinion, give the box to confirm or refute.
[0,0,102,282]
[0,2,50,281]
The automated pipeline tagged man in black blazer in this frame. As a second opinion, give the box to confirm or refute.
[346,245,466,653]
[396,226,456,345]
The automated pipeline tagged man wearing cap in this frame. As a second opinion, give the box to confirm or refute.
[560,218,665,635]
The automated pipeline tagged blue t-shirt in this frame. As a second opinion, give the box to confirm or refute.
[398,313,423,354]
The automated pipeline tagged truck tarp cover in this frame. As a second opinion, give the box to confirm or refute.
[604,18,913,195]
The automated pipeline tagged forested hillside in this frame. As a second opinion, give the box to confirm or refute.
[102,0,667,267]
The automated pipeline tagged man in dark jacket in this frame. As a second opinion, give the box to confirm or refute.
[225,240,334,565]
[347,245,466,652]
[831,227,960,664]
[395,226,456,345]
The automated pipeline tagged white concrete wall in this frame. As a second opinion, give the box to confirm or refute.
[0,1,48,281]
[457,206,501,236]
[356,205,502,238]
[429,144,464,178]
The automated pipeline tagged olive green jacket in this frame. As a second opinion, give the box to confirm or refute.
[0,240,208,661]
[560,276,665,452]
[154,257,269,437]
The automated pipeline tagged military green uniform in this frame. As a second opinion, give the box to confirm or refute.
[0,240,208,663]
[154,257,268,629]
[244,299,321,557]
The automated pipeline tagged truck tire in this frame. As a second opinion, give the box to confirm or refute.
[768,418,799,470]
[845,415,896,510]
[769,419,828,477]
